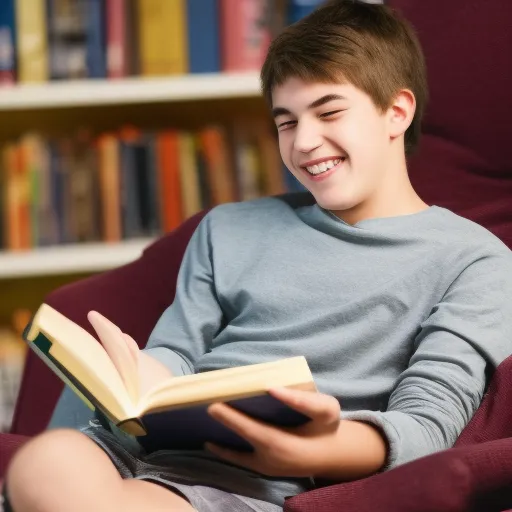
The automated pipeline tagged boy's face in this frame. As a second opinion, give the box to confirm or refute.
[272,77,402,222]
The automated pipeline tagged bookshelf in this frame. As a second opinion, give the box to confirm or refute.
[0,239,154,279]
[0,72,262,111]
[0,71,269,280]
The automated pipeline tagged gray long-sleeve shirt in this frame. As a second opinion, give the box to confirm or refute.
[144,196,512,480]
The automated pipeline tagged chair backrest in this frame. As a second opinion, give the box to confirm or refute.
[387,0,512,249]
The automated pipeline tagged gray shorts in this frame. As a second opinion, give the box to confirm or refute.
[81,421,295,512]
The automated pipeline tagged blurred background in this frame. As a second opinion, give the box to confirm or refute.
[0,0,381,432]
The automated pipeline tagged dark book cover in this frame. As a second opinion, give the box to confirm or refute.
[138,395,310,453]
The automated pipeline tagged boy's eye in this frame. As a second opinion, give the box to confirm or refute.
[320,109,344,118]
[277,120,297,130]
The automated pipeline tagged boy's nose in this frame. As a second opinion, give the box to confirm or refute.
[293,123,323,153]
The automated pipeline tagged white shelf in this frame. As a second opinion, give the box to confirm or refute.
[0,239,155,278]
[0,72,262,111]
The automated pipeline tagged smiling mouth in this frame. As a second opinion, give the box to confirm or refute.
[302,157,346,176]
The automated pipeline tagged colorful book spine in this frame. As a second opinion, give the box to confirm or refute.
[86,0,107,78]
[106,0,128,78]
[97,133,122,242]
[0,0,16,86]
[178,132,202,219]
[119,127,144,238]
[220,0,270,72]
[186,0,220,73]
[46,0,88,80]
[157,130,183,233]
[15,0,49,82]
[137,0,188,76]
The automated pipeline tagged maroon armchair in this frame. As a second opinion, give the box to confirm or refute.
[2,0,512,510]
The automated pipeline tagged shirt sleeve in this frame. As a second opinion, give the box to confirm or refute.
[142,212,224,377]
[341,252,512,469]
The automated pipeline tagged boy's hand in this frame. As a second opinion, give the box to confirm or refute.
[88,311,173,400]
[205,387,343,478]
[138,350,174,396]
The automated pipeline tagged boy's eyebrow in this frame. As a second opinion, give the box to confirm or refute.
[272,94,347,118]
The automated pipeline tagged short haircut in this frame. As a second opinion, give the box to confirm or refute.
[260,0,428,156]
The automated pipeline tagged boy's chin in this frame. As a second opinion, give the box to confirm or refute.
[313,194,357,213]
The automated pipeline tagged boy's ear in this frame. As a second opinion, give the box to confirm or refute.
[388,89,416,139]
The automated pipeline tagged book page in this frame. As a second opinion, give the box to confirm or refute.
[26,304,134,421]
[138,356,316,416]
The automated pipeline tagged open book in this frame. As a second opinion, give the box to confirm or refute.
[24,304,316,452]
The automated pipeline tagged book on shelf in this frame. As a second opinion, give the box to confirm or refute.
[1,0,324,87]
[0,120,288,252]
[15,0,49,83]
[0,309,30,433]
[24,303,316,451]
[0,0,16,86]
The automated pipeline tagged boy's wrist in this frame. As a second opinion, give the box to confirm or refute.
[313,419,388,482]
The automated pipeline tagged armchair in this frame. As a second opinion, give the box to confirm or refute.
[2,0,512,510]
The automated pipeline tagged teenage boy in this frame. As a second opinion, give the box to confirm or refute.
[4,1,512,512]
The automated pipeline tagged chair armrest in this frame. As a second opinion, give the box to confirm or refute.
[0,433,30,479]
[284,438,512,512]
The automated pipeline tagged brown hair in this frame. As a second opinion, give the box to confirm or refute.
[260,0,428,156]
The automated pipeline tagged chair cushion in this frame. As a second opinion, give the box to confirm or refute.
[0,433,29,478]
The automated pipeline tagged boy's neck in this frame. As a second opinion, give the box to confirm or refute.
[329,151,429,226]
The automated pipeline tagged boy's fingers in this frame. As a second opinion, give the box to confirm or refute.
[87,311,139,403]
[268,387,340,424]
[207,403,281,447]
[122,333,140,367]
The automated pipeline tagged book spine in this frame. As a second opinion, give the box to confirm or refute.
[220,0,270,72]
[186,0,220,74]
[0,0,16,86]
[198,127,237,206]
[2,144,22,250]
[138,0,188,76]
[47,0,88,80]
[157,130,183,233]
[15,0,49,83]
[178,132,202,220]
[20,135,40,248]
[119,128,143,238]
[143,134,162,235]
[86,0,107,78]
[106,0,127,78]
[97,134,122,242]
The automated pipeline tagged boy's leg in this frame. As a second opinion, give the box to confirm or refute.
[5,429,195,512]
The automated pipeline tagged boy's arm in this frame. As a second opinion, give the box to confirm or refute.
[342,253,512,471]
[206,252,512,480]
[143,212,224,377]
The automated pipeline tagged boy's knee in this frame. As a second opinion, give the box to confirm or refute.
[7,429,86,477]
[6,429,98,509]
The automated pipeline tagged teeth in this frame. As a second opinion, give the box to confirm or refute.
[306,158,343,175]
